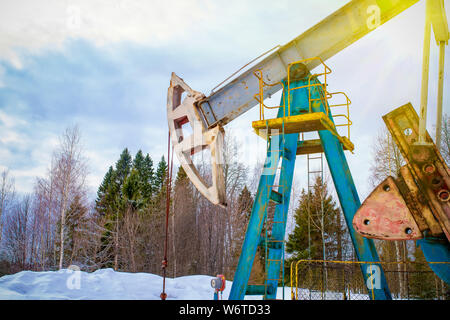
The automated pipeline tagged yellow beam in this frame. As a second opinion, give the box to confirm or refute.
[430,0,449,45]
[436,41,445,148]
[197,0,420,128]
[418,0,432,144]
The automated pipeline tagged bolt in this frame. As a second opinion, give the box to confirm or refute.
[404,128,413,136]
[437,189,449,202]
[422,163,436,174]
[431,177,442,187]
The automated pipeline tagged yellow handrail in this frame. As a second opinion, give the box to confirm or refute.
[328,91,352,139]
[290,259,450,300]
[287,57,332,116]
[253,57,352,142]
[254,69,286,120]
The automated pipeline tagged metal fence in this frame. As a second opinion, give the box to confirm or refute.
[290,260,449,300]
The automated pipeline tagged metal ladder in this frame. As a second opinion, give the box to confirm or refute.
[262,123,288,299]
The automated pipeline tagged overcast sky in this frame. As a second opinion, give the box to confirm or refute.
[0,0,448,202]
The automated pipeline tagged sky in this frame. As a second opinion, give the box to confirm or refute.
[0,0,449,202]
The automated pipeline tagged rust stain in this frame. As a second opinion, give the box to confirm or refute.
[353,177,422,240]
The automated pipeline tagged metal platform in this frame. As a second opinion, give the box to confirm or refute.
[296,138,352,155]
[252,112,354,152]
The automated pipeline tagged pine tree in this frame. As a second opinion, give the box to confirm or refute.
[123,168,142,210]
[175,165,188,185]
[133,150,145,173]
[154,156,168,193]
[64,194,88,265]
[286,176,343,261]
[237,185,253,217]
[409,243,438,299]
[142,154,155,200]
[96,149,132,270]
[114,148,132,191]
[139,153,155,203]
[95,166,114,216]
[286,188,318,260]
[108,148,133,216]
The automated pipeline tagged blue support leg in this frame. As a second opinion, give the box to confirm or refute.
[229,87,295,300]
[417,237,450,284]
[228,132,281,300]
[264,127,298,300]
[307,80,392,300]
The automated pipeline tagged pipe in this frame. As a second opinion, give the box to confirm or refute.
[418,0,432,144]
[436,41,445,149]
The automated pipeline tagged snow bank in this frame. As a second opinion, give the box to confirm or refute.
[0,268,296,300]
[0,268,226,300]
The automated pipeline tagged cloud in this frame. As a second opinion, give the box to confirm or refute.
[0,110,27,128]
[0,0,448,200]
[0,38,203,193]
[0,0,211,65]
[0,0,347,69]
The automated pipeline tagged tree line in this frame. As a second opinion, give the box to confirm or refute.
[0,126,261,281]
[0,114,448,299]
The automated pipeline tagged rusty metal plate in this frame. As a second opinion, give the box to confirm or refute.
[382,103,450,241]
[353,176,422,240]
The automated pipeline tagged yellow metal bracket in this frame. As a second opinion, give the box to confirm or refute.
[252,57,354,152]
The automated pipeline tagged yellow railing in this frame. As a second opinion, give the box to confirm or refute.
[254,57,352,141]
[290,259,450,300]
[253,69,285,120]
[328,91,352,139]
[287,57,331,116]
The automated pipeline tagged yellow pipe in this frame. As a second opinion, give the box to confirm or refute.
[436,41,445,148]
[418,0,432,144]
[253,69,286,120]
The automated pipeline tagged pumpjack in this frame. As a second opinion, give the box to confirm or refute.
[166,0,449,299]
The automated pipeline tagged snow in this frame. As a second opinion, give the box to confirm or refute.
[0,268,293,300]
[2,268,373,300]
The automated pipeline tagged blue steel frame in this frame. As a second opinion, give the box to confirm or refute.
[228,76,392,300]
[417,237,450,284]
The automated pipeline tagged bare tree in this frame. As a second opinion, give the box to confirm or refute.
[3,195,32,270]
[369,127,405,188]
[0,126,93,273]
[51,125,88,269]
[172,166,197,276]
[34,166,58,269]
[438,113,449,163]
[121,206,140,272]
[221,132,248,274]
[368,126,409,297]
[0,169,15,248]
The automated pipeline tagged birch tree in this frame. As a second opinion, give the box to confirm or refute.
[34,163,58,269]
[0,169,15,247]
[3,195,32,269]
[438,113,449,163]
[368,127,405,188]
[52,125,88,270]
